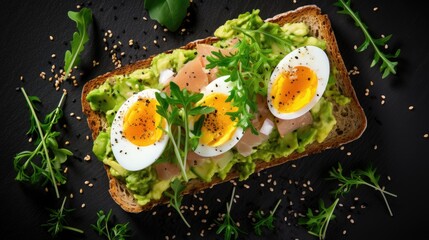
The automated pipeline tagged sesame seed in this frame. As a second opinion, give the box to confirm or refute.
[45,187,49,192]
[373,7,378,11]
[49,35,54,41]
[143,16,148,21]
[387,175,392,181]
[76,116,82,120]
[350,219,355,224]
[381,100,385,105]
[70,193,74,199]
[89,183,94,188]
[374,145,378,150]
[79,188,83,194]
[63,167,68,174]
[340,146,345,150]
[347,152,352,156]
[81,203,86,208]
[424,133,428,138]
[353,45,357,50]
[292,164,296,168]
[84,155,91,161]
[243,184,250,189]
[51,54,56,58]
[28,137,32,143]
[84,180,89,185]
[70,112,75,117]
[343,230,347,235]
[152,211,157,216]
[408,105,414,111]
[153,24,158,30]
[370,80,374,86]
[86,135,90,140]
[269,187,274,192]
[65,141,70,145]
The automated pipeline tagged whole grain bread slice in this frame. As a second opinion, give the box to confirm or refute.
[81,5,367,213]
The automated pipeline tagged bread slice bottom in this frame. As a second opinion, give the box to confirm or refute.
[81,5,367,213]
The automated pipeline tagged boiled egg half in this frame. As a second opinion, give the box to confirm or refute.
[194,75,245,157]
[267,46,330,119]
[110,89,168,171]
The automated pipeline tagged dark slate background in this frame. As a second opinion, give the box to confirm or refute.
[1,0,427,239]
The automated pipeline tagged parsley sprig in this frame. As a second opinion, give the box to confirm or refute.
[155,81,214,182]
[253,199,282,236]
[164,179,190,228]
[42,196,84,237]
[63,7,93,81]
[91,209,131,240]
[299,198,339,240]
[216,187,245,240]
[335,0,400,78]
[14,88,71,198]
[328,163,397,216]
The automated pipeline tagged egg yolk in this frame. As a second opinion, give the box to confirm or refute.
[200,93,238,147]
[123,98,164,146]
[270,66,318,113]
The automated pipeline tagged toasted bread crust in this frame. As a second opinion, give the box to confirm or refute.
[82,5,366,213]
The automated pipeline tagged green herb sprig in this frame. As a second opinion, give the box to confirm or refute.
[42,196,84,237]
[91,209,131,240]
[253,199,282,236]
[155,81,214,182]
[164,178,191,228]
[14,88,71,198]
[63,7,93,81]
[207,26,289,134]
[335,0,400,78]
[144,0,190,32]
[328,163,398,216]
[299,198,339,240]
[216,187,245,240]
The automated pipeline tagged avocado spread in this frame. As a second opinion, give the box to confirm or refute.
[87,9,349,206]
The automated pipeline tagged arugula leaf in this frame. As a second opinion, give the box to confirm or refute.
[253,199,281,236]
[42,197,84,237]
[14,88,71,198]
[299,198,339,240]
[63,7,93,81]
[328,163,398,216]
[207,26,288,134]
[155,81,214,181]
[335,0,400,78]
[144,0,190,32]
[91,209,131,240]
[164,179,190,228]
[216,187,245,240]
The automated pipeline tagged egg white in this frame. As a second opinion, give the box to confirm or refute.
[267,46,330,120]
[110,88,168,171]
[194,75,245,157]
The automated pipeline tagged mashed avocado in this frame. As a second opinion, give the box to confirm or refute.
[86,10,349,205]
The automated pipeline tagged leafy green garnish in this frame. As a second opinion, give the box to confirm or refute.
[253,199,281,236]
[207,26,290,134]
[42,196,84,237]
[328,163,398,216]
[91,209,131,240]
[155,81,214,182]
[144,0,190,32]
[14,88,72,198]
[299,198,339,240]
[164,178,190,228]
[63,7,93,81]
[335,0,400,78]
[216,187,245,240]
